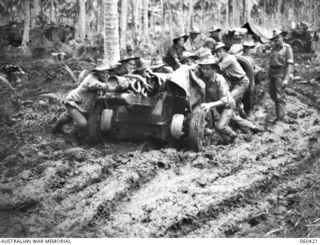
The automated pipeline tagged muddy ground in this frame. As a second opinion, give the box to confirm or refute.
[0,55,320,238]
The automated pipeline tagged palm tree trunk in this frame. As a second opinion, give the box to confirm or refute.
[200,0,204,30]
[218,0,221,25]
[77,0,86,41]
[150,7,155,37]
[315,0,318,26]
[169,7,173,40]
[134,0,142,35]
[263,0,266,25]
[22,0,31,47]
[103,0,120,64]
[143,0,149,42]
[232,0,236,28]
[161,0,164,32]
[31,0,40,28]
[277,0,282,26]
[178,0,185,33]
[50,0,56,23]
[246,0,251,22]
[120,0,128,48]
[242,0,246,23]
[187,0,194,30]
[226,0,229,30]
[97,0,104,34]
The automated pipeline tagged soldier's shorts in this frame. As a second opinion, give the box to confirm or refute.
[65,105,88,134]
[230,76,250,101]
[215,108,237,138]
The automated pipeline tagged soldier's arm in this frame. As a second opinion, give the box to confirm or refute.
[218,76,235,107]
[202,101,224,109]
[283,45,294,85]
[219,55,233,71]
[201,76,235,111]
[174,58,182,68]
[86,75,108,91]
[169,48,182,68]
[189,69,205,95]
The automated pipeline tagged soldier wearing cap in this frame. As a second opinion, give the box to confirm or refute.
[196,37,216,59]
[199,56,261,142]
[208,25,222,42]
[181,51,199,66]
[163,33,188,70]
[185,26,202,52]
[52,61,116,136]
[126,44,134,57]
[132,57,163,87]
[214,42,250,104]
[133,58,150,77]
[268,29,293,122]
[243,40,255,61]
[116,56,140,75]
[150,56,173,73]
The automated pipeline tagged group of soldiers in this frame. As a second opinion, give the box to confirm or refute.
[52,25,294,145]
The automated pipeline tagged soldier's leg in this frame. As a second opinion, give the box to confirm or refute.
[269,77,277,101]
[210,107,220,121]
[269,75,279,118]
[231,113,262,134]
[52,111,72,134]
[236,101,247,118]
[231,77,250,117]
[67,106,88,136]
[275,76,286,120]
[230,77,250,101]
[215,108,237,139]
[270,74,286,120]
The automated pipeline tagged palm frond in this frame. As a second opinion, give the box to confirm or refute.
[0,74,14,91]
[39,92,67,103]
[63,64,78,84]
[78,69,88,83]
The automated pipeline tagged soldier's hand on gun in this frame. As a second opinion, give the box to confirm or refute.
[200,103,212,112]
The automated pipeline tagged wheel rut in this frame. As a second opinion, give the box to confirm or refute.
[84,96,320,237]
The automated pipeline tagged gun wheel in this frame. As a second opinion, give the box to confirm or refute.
[170,114,185,139]
[88,101,105,143]
[235,55,255,116]
[188,106,213,152]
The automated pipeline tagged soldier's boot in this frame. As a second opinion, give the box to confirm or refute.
[238,102,247,119]
[217,133,237,145]
[276,102,292,123]
[250,125,263,134]
[222,129,238,144]
[51,114,72,134]
[69,116,88,142]
[278,103,286,120]
[275,102,283,120]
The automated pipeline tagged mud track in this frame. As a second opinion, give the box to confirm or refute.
[0,89,319,237]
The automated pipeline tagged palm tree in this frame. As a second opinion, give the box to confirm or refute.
[77,0,86,41]
[120,0,128,48]
[31,0,41,27]
[142,0,149,42]
[21,0,31,47]
[103,0,120,64]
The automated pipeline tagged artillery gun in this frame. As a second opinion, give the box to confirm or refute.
[286,22,315,53]
[88,56,255,151]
